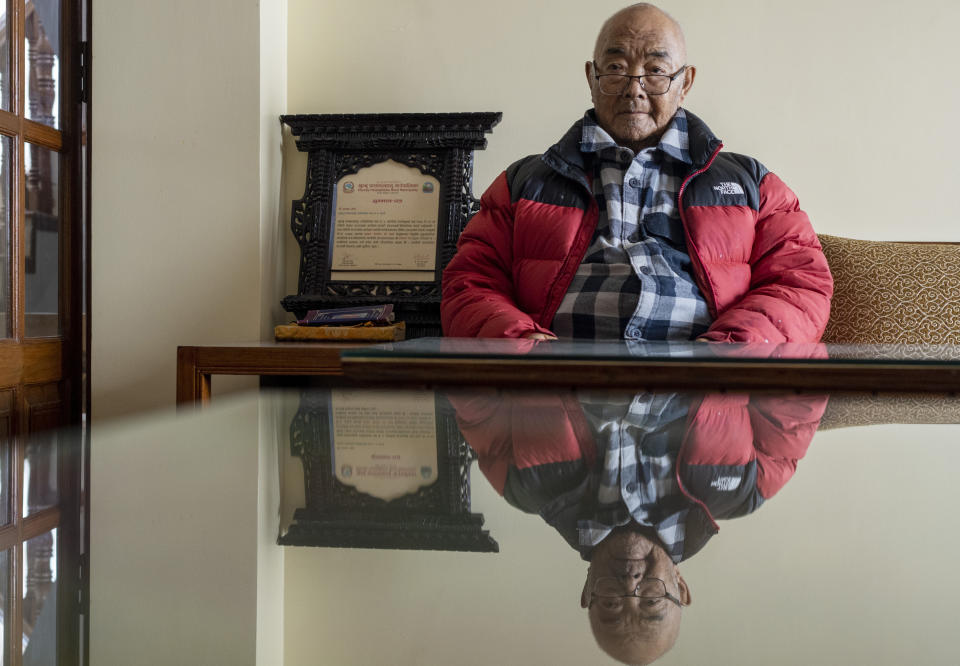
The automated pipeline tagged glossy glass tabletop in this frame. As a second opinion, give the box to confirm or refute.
[341,337,960,363]
[81,386,960,665]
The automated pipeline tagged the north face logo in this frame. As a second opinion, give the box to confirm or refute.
[710,476,742,491]
[713,182,745,195]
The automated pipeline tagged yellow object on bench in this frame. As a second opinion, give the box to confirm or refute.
[274,321,406,342]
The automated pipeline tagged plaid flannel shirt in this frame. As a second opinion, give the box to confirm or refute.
[570,392,692,563]
[550,109,712,340]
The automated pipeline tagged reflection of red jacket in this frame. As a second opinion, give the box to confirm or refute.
[452,391,827,560]
[441,111,833,342]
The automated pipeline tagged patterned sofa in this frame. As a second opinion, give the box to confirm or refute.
[816,235,960,428]
[818,235,960,344]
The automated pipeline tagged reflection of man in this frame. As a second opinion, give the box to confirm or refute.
[451,390,826,664]
[583,526,689,664]
[442,3,832,342]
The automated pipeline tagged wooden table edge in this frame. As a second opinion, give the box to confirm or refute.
[339,357,960,393]
[176,343,369,407]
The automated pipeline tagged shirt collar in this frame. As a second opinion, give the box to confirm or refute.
[579,108,692,165]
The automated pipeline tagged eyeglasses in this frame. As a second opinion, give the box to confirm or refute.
[591,62,688,96]
[588,576,686,611]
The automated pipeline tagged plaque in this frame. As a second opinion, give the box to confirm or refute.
[330,389,438,501]
[280,112,502,338]
[280,388,499,552]
[331,160,440,282]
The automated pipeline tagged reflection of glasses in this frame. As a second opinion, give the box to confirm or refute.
[591,62,687,96]
[588,576,686,610]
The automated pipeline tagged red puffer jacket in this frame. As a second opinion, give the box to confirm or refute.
[450,390,827,560]
[441,110,833,342]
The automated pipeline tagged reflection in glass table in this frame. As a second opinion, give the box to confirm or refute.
[452,389,824,664]
[82,386,960,665]
[280,388,497,552]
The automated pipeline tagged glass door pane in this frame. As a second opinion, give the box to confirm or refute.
[0,134,9,338]
[22,529,56,662]
[25,0,59,129]
[0,0,9,111]
[22,430,56,518]
[0,548,8,665]
[24,144,58,337]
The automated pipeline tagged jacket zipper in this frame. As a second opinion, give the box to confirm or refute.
[677,143,723,318]
[675,396,720,532]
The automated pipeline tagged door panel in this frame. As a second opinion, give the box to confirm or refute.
[0,0,83,663]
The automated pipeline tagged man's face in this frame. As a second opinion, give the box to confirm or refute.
[585,6,695,152]
[581,526,691,664]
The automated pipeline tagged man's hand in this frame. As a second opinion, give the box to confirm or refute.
[523,332,558,341]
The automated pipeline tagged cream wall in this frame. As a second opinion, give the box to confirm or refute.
[91,0,287,420]
[91,2,289,663]
[285,0,960,267]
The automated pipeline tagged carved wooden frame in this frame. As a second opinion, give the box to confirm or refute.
[280,389,498,552]
[280,113,501,337]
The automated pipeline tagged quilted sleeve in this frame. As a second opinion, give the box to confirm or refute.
[700,172,834,343]
[681,393,827,519]
[440,172,556,338]
[749,393,828,499]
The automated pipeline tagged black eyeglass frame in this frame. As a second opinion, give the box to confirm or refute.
[587,576,687,609]
[591,61,688,96]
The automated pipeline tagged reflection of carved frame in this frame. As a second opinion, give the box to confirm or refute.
[280,113,501,337]
[280,389,498,552]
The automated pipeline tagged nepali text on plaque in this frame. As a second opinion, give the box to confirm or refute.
[331,160,440,282]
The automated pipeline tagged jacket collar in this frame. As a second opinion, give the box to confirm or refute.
[542,108,722,188]
[683,109,723,166]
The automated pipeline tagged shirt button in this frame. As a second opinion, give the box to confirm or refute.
[639,265,652,275]
[629,178,641,187]
[626,482,637,493]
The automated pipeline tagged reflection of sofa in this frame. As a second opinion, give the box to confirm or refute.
[818,392,960,430]
[819,235,960,344]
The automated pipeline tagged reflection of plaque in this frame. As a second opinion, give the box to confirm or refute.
[280,389,499,553]
[331,160,439,282]
[280,112,501,338]
[331,390,437,501]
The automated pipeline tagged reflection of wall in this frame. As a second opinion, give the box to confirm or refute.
[90,397,264,665]
[673,425,960,665]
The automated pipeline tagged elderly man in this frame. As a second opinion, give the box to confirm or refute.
[441,3,833,343]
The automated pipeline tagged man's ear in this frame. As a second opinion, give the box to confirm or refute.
[584,60,594,91]
[581,572,591,608]
[678,65,696,102]
[677,571,692,606]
